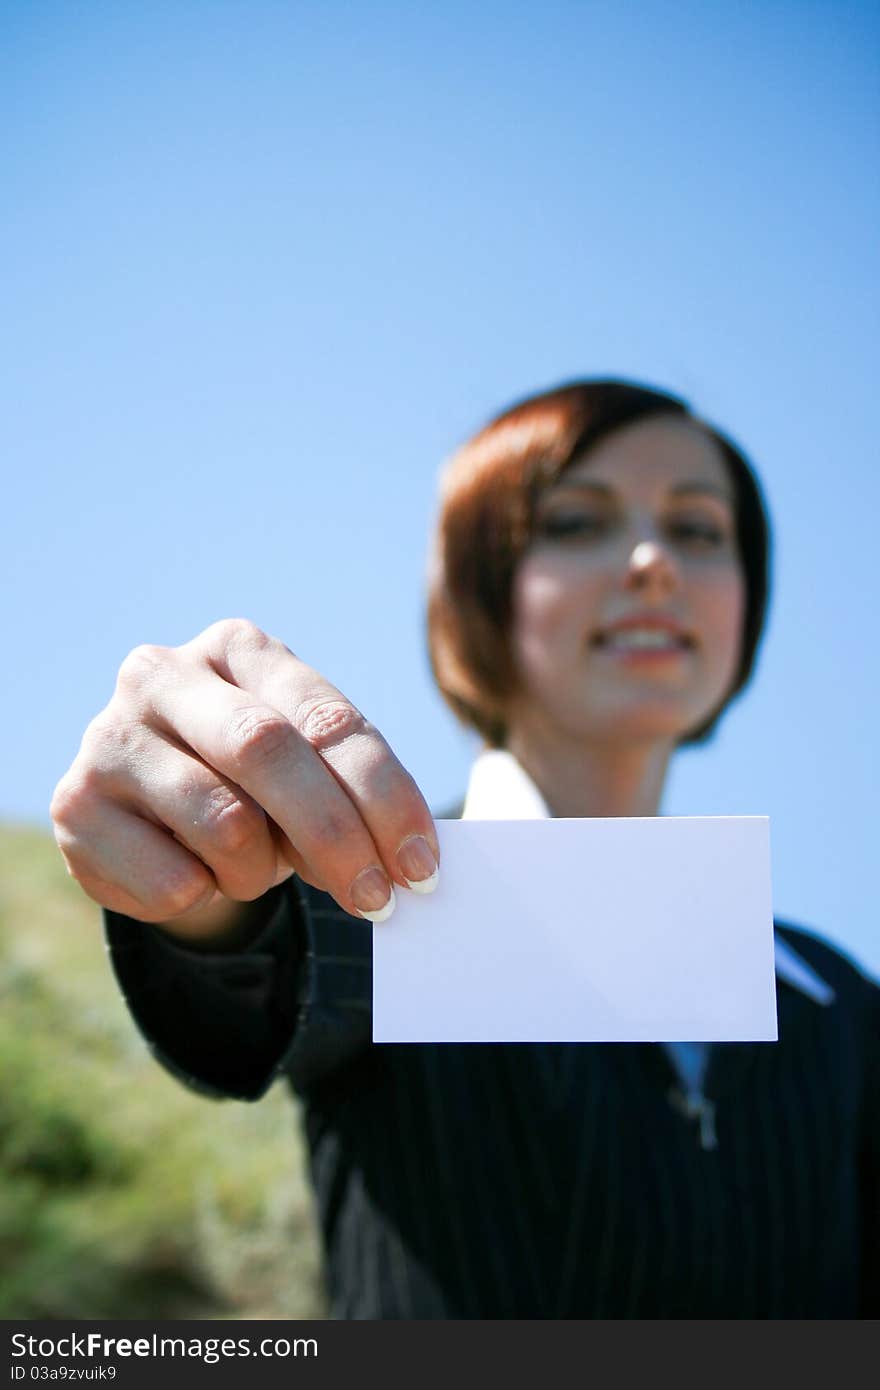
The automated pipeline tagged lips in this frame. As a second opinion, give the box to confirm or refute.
[590,616,695,649]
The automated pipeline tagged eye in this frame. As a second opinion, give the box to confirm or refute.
[668,519,726,545]
[538,512,607,539]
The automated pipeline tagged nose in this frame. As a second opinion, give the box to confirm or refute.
[625,539,680,594]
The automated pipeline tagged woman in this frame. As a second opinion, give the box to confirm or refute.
[51,379,879,1317]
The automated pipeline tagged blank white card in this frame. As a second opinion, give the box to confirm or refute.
[372,817,777,1043]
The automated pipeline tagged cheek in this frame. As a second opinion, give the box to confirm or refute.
[698,570,747,671]
[511,561,594,660]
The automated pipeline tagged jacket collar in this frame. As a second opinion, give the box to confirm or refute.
[461,748,835,1008]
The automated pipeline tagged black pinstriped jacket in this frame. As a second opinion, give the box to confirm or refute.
[105,855,879,1319]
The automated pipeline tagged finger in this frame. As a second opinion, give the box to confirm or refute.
[53,791,217,924]
[298,716,441,893]
[144,668,399,922]
[110,736,284,904]
[204,624,440,892]
[268,819,329,892]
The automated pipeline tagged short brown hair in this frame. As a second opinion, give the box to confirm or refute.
[426,379,772,748]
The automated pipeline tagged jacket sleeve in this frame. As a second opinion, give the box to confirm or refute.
[104,876,373,1102]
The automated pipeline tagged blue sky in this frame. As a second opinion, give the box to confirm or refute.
[3,0,878,972]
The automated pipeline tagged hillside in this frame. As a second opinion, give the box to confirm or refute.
[0,824,325,1319]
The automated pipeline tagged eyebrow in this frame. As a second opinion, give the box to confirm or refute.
[545,479,735,505]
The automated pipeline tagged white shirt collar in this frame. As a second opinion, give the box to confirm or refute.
[461,748,835,1008]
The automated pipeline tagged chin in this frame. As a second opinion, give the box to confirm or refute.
[581,699,708,747]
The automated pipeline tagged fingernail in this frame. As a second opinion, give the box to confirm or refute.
[351,866,396,922]
[397,834,439,894]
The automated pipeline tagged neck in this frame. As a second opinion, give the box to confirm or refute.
[504,725,673,818]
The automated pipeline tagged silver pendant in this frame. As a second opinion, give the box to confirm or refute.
[667,1086,718,1151]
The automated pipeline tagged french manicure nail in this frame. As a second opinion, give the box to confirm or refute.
[351,866,396,922]
[397,834,439,894]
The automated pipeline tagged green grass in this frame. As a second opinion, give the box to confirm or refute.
[0,824,326,1319]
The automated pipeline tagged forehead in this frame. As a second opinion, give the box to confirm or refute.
[556,415,733,499]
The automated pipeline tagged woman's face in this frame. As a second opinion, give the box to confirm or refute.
[506,415,746,749]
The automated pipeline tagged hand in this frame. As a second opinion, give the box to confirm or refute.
[51,619,440,934]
